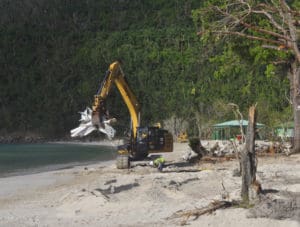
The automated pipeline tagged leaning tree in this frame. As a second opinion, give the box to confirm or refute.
[193,0,300,152]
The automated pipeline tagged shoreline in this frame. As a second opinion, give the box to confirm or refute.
[49,139,125,147]
[0,142,119,178]
[0,138,125,146]
[0,159,115,179]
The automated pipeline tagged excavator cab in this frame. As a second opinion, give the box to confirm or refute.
[135,127,173,157]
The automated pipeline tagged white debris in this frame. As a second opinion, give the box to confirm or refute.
[79,107,93,122]
[182,148,198,161]
[70,107,116,140]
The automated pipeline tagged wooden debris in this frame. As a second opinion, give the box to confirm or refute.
[167,200,239,225]
[200,155,236,163]
[202,140,292,157]
[163,169,202,173]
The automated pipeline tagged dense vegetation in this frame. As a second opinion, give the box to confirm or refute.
[0,0,294,140]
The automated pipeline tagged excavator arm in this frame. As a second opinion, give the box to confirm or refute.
[92,61,141,138]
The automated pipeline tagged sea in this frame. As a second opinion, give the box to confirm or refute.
[0,143,117,177]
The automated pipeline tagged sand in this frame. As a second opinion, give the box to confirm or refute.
[0,142,299,227]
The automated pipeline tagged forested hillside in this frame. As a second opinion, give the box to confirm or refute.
[0,0,292,139]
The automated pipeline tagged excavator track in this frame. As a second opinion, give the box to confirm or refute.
[116,154,130,169]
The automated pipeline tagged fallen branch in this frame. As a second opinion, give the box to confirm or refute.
[167,200,239,225]
[201,155,237,163]
[163,169,202,173]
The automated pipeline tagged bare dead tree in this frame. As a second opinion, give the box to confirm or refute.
[241,105,258,203]
[228,103,244,175]
[228,103,245,142]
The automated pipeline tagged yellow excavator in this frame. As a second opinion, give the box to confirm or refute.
[177,131,188,143]
[91,61,173,169]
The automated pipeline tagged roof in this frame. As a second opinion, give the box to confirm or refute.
[275,121,294,128]
[213,120,264,128]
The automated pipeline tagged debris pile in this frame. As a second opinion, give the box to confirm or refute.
[183,140,293,161]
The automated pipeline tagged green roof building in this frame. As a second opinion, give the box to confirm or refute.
[275,122,294,138]
[212,120,265,140]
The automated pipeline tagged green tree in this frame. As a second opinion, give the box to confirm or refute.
[193,0,300,151]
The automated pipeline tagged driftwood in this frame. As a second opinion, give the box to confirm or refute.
[163,169,202,173]
[168,200,239,225]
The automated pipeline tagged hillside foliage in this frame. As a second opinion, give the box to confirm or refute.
[0,0,293,139]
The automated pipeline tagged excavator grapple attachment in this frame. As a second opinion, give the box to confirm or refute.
[70,107,116,139]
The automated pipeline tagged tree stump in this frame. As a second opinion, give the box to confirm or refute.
[188,137,207,163]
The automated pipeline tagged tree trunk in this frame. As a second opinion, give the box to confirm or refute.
[291,60,300,153]
[241,105,257,202]
[194,111,202,137]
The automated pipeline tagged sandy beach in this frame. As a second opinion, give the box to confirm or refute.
[0,142,299,227]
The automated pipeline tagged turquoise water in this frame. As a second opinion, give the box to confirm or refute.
[0,143,117,177]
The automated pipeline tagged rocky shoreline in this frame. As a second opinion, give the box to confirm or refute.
[0,134,48,144]
[0,133,116,145]
[0,133,84,144]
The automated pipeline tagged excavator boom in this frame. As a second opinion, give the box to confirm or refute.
[92,61,140,138]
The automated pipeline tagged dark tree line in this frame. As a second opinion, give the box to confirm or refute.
[0,0,291,140]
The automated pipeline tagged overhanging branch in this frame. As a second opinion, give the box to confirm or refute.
[212,5,292,43]
[205,31,284,46]
[251,10,286,33]
[240,20,291,42]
